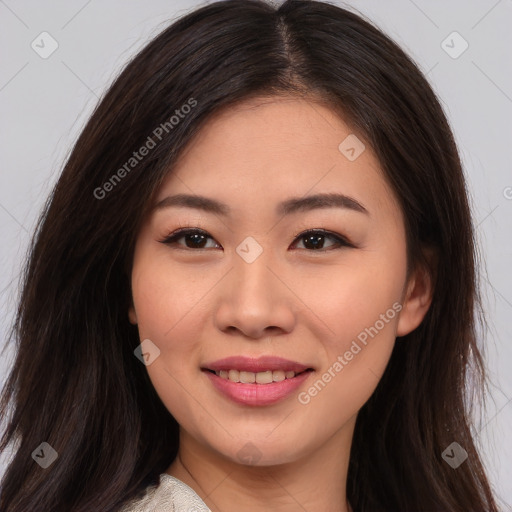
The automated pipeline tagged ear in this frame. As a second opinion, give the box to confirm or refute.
[126,266,138,325]
[128,303,138,325]
[396,248,436,337]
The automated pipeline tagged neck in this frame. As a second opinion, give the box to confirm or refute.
[166,418,356,512]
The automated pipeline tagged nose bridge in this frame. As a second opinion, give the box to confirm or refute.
[214,238,295,338]
[234,244,273,295]
[233,239,279,309]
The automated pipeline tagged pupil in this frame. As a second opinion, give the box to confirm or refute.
[187,234,206,248]
[305,234,323,250]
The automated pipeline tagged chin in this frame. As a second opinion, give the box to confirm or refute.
[210,434,309,467]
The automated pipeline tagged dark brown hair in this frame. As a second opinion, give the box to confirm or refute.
[0,0,500,510]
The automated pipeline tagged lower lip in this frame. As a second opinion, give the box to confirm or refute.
[203,370,313,406]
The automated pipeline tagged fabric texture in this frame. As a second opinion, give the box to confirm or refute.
[119,473,211,512]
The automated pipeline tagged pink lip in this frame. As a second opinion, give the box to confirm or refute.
[203,370,312,406]
[201,356,314,406]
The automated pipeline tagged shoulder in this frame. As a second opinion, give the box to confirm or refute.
[119,473,211,512]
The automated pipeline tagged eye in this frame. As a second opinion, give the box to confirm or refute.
[159,228,353,251]
[290,229,353,251]
[159,228,220,249]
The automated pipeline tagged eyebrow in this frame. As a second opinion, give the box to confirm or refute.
[152,192,369,217]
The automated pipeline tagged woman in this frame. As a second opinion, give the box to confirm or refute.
[0,0,500,510]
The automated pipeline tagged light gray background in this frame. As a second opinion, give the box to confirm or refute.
[0,0,511,508]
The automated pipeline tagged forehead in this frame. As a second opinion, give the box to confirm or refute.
[156,96,401,224]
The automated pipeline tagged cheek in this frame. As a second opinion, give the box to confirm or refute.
[132,247,202,336]
[130,258,209,421]
[301,242,406,397]
[291,294,400,459]
[303,249,406,346]
[130,253,212,384]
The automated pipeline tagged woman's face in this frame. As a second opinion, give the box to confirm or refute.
[129,96,429,466]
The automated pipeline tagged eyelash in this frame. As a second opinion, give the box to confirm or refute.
[158,227,354,252]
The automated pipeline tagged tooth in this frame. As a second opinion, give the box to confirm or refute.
[228,369,240,382]
[239,371,256,383]
[217,369,298,383]
[256,370,273,384]
[272,370,286,382]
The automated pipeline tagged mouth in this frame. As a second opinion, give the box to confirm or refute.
[200,356,315,406]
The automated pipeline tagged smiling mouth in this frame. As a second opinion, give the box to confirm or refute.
[203,368,314,384]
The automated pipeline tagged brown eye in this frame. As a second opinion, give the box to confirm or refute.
[291,229,352,251]
[160,228,220,249]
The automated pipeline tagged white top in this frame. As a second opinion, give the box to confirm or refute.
[119,473,211,512]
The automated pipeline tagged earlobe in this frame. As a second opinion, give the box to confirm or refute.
[396,249,436,337]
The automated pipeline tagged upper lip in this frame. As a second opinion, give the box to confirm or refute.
[202,356,312,373]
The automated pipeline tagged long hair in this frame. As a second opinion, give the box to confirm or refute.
[0,0,499,510]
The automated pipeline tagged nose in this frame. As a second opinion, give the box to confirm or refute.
[213,248,296,340]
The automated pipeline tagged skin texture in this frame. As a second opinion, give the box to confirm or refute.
[128,96,433,512]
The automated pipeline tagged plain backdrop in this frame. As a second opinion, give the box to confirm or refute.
[0,0,511,509]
